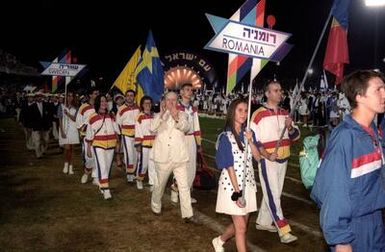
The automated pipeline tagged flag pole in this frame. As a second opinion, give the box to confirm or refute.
[238,68,255,206]
[64,76,72,108]
[273,8,333,154]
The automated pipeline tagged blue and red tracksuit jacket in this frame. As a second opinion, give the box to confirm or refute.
[311,115,385,251]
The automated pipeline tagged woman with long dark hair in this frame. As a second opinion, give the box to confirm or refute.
[212,98,263,252]
[85,94,120,200]
[59,91,79,175]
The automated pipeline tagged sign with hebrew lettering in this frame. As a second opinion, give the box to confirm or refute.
[205,20,291,61]
[40,62,86,77]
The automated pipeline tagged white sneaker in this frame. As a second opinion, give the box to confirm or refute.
[151,205,161,215]
[136,180,143,190]
[80,173,89,184]
[191,197,197,204]
[280,233,298,244]
[212,236,225,252]
[63,163,69,174]
[171,190,179,204]
[127,174,134,183]
[102,189,112,200]
[256,223,278,233]
[92,178,100,186]
[68,165,74,175]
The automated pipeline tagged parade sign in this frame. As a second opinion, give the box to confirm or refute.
[205,19,291,61]
[40,62,86,77]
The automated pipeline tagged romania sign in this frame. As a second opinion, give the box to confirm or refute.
[41,62,86,77]
[205,20,290,61]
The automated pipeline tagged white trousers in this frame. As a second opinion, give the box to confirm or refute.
[24,128,33,150]
[136,147,157,185]
[52,121,59,140]
[82,138,97,178]
[32,130,49,158]
[93,147,114,189]
[151,161,193,218]
[257,159,292,234]
[122,135,136,175]
[185,135,197,188]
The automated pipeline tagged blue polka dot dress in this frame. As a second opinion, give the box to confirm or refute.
[215,131,257,215]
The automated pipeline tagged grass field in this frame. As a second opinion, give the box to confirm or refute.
[0,117,327,251]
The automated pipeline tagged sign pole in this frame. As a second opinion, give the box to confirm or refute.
[205,0,293,207]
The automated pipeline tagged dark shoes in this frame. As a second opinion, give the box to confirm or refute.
[184,215,199,224]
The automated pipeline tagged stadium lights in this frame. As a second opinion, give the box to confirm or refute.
[365,0,385,7]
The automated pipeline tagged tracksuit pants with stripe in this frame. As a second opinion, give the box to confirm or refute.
[93,147,114,189]
[83,138,97,179]
[122,135,136,175]
[136,147,157,186]
[257,158,292,235]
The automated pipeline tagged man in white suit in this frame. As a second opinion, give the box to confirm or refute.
[150,92,196,222]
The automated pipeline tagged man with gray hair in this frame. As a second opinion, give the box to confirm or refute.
[150,92,196,223]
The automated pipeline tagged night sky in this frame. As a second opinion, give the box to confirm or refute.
[1,0,384,89]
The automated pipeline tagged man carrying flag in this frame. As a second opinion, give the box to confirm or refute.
[250,81,300,244]
[116,89,140,183]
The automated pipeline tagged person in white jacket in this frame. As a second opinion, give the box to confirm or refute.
[150,92,196,222]
[171,83,202,204]
[86,94,120,200]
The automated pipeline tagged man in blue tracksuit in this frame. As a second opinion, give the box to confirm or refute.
[311,70,385,252]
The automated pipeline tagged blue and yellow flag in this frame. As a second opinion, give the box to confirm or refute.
[135,30,164,102]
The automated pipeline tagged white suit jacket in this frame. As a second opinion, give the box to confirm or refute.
[150,111,190,163]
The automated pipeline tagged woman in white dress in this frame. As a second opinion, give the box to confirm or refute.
[212,98,263,252]
[59,91,80,175]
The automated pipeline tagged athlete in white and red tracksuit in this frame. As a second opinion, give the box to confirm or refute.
[250,81,300,243]
[134,96,156,190]
[116,90,139,183]
[86,95,120,200]
[77,88,99,184]
[311,70,385,252]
